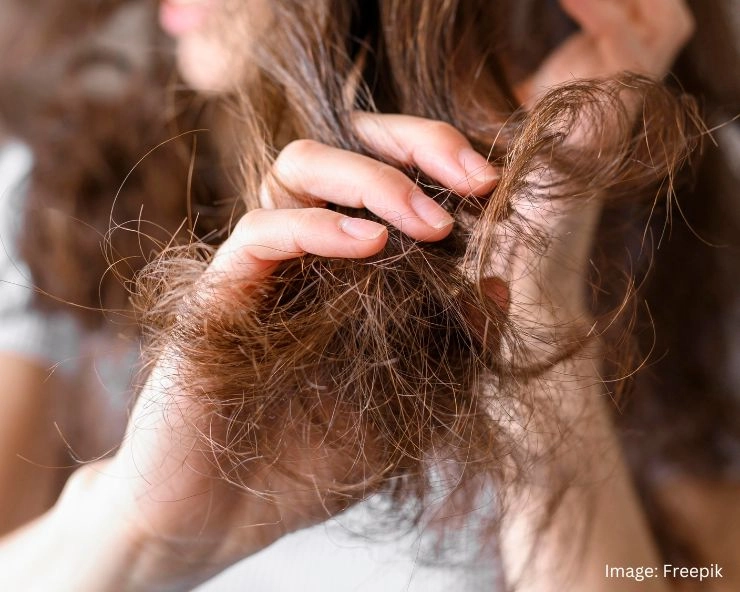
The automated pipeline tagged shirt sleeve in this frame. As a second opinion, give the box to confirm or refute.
[0,141,83,373]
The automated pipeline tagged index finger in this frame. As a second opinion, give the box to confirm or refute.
[203,208,387,293]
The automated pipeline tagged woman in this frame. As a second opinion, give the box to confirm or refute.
[0,0,730,590]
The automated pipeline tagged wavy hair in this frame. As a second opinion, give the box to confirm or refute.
[5,0,738,570]
[133,0,702,545]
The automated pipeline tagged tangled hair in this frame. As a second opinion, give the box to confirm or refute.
[5,0,738,569]
[133,0,702,544]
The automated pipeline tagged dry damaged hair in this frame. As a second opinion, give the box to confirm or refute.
[133,0,702,545]
[6,0,737,569]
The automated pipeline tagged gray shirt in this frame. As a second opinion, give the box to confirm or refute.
[0,141,83,370]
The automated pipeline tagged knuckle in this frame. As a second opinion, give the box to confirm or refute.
[291,207,315,229]
[288,209,322,249]
[676,9,695,42]
[652,3,695,46]
[421,119,461,143]
[276,139,320,169]
[349,110,372,128]
[233,208,263,236]
[350,112,387,146]
[367,161,408,195]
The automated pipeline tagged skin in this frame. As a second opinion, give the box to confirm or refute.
[0,356,68,535]
[0,0,705,590]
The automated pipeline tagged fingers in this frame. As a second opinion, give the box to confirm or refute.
[261,115,499,242]
[206,207,387,283]
[559,0,694,77]
[266,139,455,242]
[559,0,634,40]
[351,113,498,196]
[209,114,499,297]
[635,0,694,54]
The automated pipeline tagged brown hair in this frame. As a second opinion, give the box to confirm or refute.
[4,0,737,571]
[133,0,702,545]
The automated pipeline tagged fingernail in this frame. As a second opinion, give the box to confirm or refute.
[410,190,454,229]
[458,148,497,187]
[339,217,386,240]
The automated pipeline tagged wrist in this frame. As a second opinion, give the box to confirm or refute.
[53,462,227,592]
[46,463,146,591]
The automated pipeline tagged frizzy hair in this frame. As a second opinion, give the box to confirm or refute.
[133,0,702,546]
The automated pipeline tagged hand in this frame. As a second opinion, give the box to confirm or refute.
[517,0,694,105]
[498,4,696,590]
[57,115,497,591]
[505,0,696,333]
